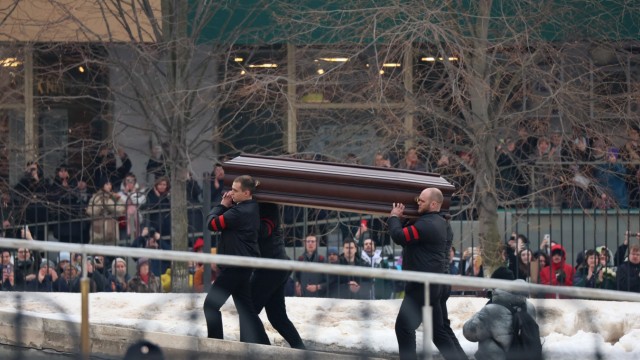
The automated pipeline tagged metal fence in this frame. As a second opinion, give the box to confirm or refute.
[3,171,640,293]
[1,238,640,359]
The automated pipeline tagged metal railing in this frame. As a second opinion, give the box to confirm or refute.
[2,237,640,359]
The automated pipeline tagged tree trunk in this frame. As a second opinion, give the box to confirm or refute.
[468,0,503,276]
[163,0,191,292]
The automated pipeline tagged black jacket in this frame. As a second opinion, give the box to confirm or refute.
[293,251,327,297]
[442,212,453,275]
[257,203,288,260]
[207,199,261,259]
[388,211,448,274]
[617,261,640,292]
[329,255,371,299]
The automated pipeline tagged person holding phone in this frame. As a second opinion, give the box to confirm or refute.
[1,249,18,291]
[353,219,370,247]
[203,175,269,345]
[36,259,59,292]
[2,263,15,291]
[615,230,640,267]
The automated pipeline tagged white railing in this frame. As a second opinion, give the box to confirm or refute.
[3,237,640,359]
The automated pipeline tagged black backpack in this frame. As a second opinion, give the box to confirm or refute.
[494,301,543,360]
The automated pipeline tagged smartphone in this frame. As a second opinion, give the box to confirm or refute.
[543,234,550,241]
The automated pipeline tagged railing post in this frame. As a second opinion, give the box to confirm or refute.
[422,281,433,360]
[80,251,90,360]
[202,172,212,293]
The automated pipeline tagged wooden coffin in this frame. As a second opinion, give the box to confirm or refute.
[222,155,456,218]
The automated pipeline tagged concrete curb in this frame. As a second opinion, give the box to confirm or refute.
[0,310,389,359]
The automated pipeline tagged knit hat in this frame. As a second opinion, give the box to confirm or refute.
[490,266,515,281]
[328,247,339,255]
[111,257,126,276]
[41,258,56,269]
[137,258,149,271]
[58,252,71,263]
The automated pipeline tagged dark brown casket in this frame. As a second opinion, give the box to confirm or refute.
[222,155,456,218]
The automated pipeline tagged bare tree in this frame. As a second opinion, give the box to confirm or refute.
[271,0,640,272]
[4,0,638,281]
[46,0,285,289]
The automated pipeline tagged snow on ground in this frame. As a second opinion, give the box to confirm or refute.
[1,292,640,359]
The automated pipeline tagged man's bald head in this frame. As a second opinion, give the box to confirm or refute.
[417,188,444,214]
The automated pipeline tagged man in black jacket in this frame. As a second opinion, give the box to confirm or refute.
[251,202,305,349]
[203,175,269,345]
[293,233,327,297]
[388,188,466,360]
[617,243,640,292]
[331,238,371,299]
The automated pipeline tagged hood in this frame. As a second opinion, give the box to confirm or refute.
[550,244,568,271]
[492,284,528,308]
[596,245,614,267]
[550,244,566,261]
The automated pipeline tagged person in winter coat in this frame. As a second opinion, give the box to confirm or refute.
[539,244,575,298]
[117,173,146,241]
[87,179,126,246]
[293,233,327,297]
[33,259,58,292]
[617,243,640,292]
[361,237,393,299]
[127,258,160,293]
[142,177,171,238]
[573,249,614,290]
[53,262,79,292]
[107,257,130,292]
[329,238,371,299]
[463,268,537,360]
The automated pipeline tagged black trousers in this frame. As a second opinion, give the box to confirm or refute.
[395,282,466,360]
[441,285,466,357]
[203,267,269,344]
[251,268,305,349]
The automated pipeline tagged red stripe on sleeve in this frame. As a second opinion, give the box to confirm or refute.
[210,219,218,231]
[262,218,275,236]
[410,225,419,240]
[219,215,226,230]
[403,227,411,242]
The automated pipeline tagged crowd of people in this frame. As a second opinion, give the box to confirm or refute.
[0,143,216,293]
[368,123,640,210]
[3,162,639,359]
[1,144,206,245]
[454,230,640,296]
[1,134,639,357]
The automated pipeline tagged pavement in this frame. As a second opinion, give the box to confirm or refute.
[0,310,391,360]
